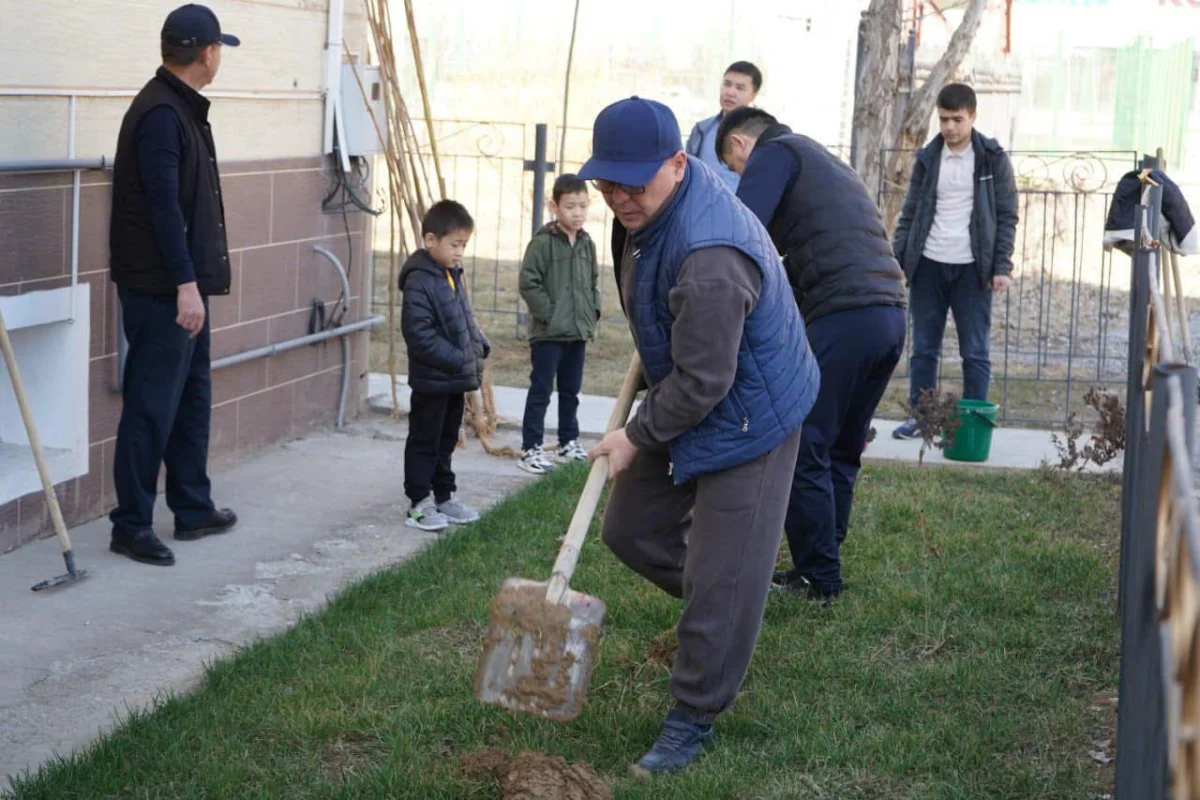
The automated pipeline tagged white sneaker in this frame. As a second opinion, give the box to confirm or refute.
[518,447,554,475]
[405,497,449,532]
[557,440,589,462]
[437,496,480,524]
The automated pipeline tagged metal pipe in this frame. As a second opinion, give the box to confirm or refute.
[212,315,381,370]
[69,96,81,323]
[0,157,109,173]
[312,245,354,429]
[0,87,321,101]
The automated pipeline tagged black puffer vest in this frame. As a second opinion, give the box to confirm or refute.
[109,68,231,297]
[755,124,906,323]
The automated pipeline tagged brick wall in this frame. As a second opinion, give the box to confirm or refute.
[0,157,373,553]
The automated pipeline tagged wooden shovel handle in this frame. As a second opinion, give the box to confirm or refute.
[0,307,73,555]
[545,350,643,603]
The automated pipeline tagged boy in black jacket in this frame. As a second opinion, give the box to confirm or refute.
[399,200,490,532]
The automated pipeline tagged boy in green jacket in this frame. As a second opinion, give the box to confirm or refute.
[517,174,601,475]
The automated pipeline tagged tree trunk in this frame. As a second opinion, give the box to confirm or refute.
[852,0,902,201]
[881,0,988,232]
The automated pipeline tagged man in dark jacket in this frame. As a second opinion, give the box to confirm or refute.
[891,83,1019,439]
[399,200,490,533]
[716,107,907,600]
[582,97,819,778]
[108,4,241,567]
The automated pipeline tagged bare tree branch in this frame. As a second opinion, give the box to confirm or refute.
[852,0,903,199]
[880,0,988,232]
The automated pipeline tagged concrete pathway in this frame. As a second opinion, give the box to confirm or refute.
[0,419,539,788]
[367,373,1119,473]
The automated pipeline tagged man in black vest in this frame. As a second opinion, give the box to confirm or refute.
[108,4,240,566]
[717,107,907,601]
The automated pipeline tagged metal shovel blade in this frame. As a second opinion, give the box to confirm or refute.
[31,552,88,592]
[31,569,88,592]
[474,577,606,722]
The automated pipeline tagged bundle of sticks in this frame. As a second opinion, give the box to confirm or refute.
[358,0,513,457]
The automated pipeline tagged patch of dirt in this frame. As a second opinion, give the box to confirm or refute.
[460,749,612,800]
[460,747,510,784]
[645,628,677,670]
[320,736,382,783]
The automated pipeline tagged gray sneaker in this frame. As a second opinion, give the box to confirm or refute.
[892,418,922,440]
[406,497,449,532]
[438,495,480,525]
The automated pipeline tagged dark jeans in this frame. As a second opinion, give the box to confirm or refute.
[784,305,906,590]
[521,340,586,450]
[404,390,465,505]
[907,255,993,410]
[110,286,216,535]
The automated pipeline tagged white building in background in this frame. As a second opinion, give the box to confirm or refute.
[1011,0,1199,182]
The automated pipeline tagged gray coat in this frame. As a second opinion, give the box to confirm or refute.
[892,130,1019,288]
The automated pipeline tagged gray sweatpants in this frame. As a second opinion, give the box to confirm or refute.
[601,429,801,723]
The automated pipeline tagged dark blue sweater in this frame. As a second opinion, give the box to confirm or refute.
[136,105,195,287]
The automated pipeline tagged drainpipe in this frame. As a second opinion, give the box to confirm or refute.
[312,245,354,428]
[68,97,81,323]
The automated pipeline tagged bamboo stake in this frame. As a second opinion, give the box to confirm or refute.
[403,0,445,198]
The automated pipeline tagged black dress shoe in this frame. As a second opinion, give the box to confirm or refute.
[175,508,238,541]
[772,571,843,602]
[110,529,176,566]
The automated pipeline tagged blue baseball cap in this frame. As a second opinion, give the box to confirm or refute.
[577,97,683,187]
[162,4,241,48]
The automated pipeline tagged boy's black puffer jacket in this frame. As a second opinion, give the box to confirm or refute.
[399,249,489,394]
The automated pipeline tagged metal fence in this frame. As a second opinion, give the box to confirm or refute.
[374,121,1152,425]
[1113,169,1200,799]
[878,149,1142,425]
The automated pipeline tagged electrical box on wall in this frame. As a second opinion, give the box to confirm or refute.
[340,62,386,157]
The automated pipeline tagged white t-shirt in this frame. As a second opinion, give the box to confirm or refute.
[922,143,976,265]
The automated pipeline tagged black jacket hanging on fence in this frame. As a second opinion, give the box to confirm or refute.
[1103,168,1198,256]
[399,249,490,395]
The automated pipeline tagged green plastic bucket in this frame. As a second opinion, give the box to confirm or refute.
[942,399,999,463]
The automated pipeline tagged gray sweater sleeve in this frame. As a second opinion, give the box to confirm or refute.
[626,246,762,448]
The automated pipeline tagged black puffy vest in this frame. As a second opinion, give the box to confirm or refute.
[756,125,906,324]
[109,68,231,297]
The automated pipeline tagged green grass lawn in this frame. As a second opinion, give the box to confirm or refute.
[7,464,1120,799]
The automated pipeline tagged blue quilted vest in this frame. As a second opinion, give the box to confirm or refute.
[630,157,819,484]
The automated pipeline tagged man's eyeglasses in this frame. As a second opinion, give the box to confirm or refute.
[590,179,647,196]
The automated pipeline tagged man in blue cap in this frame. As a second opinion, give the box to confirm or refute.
[584,97,820,777]
[108,5,240,567]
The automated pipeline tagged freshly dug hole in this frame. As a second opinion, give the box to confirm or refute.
[459,748,612,800]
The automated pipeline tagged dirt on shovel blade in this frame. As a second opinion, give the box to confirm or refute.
[475,579,604,721]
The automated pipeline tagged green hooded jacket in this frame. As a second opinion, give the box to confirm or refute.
[519,221,600,342]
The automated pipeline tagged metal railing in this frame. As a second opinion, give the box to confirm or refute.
[1114,170,1200,799]
[878,149,1142,425]
[370,122,1151,425]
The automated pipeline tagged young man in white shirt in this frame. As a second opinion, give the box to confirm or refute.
[891,83,1019,439]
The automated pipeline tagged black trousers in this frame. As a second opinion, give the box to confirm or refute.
[783,305,906,591]
[110,286,216,534]
[404,390,465,505]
